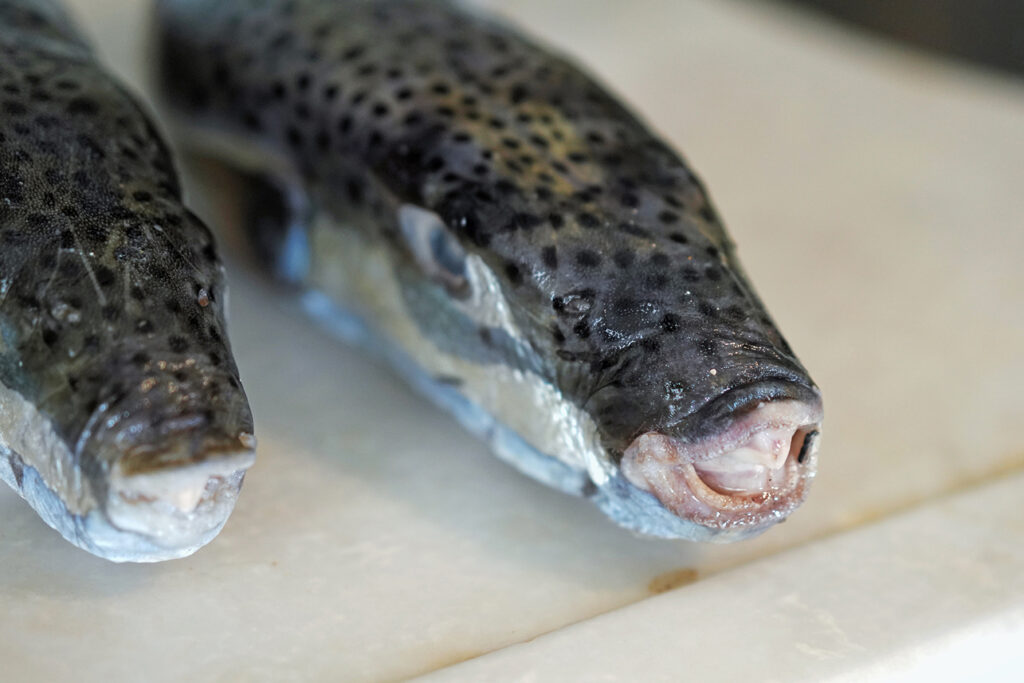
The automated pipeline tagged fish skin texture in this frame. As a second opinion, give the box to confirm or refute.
[0,0,255,561]
[155,0,822,539]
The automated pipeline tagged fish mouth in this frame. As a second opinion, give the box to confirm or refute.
[621,392,823,533]
[104,432,256,551]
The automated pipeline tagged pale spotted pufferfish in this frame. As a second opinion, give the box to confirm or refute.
[0,0,255,562]
[155,0,823,541]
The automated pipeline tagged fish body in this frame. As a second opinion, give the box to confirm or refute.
[156,0,822,541]
[0,0,254,561]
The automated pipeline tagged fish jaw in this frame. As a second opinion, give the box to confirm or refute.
[75,351,257,559]
[105,436,255,553]
[621,397,822,536]
[0,370,256,562]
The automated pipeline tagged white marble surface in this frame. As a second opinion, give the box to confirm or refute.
[420,471,1024,682]
[2,0,1023,681]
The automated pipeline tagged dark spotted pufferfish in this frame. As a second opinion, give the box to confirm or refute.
[0,0,254,562]
[155,0,823,541]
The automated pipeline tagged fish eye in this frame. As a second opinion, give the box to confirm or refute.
[427,222,467,283]
[398,204,469,297]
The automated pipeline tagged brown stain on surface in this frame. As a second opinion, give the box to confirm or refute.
[648,568,699,595]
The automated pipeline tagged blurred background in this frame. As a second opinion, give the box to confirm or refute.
[785,0,1024,76]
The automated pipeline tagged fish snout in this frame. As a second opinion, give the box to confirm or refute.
[621,392,822,535]
[78,352,256,551]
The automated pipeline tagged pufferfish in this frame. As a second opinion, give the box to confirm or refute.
[155,0,824,542]
[0,0,255,562]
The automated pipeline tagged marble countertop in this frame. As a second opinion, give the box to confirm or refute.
[2,0,1023,680]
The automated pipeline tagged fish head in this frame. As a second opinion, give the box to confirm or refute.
[69,209,257,553]
[1,183,255,556]
[415,178,822,540]
[568,228,824,539]
[77,343,256,552]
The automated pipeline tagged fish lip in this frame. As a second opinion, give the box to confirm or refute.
[103,433,256,549]
[621,391,823,532]
[666,377,822,444]
[116,426,256,476]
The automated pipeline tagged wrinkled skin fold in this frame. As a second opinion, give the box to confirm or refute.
[155,0,822,541]
[0,0,255,562]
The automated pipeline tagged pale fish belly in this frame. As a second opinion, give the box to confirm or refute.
[299,211,610,495]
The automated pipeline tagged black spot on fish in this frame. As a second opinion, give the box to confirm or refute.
[95,266,116,287]
[575,250,601,268]
[661,313,681,333]
[66,97,98,115]
[504,261,523,285]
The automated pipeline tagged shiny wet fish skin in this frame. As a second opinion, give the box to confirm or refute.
[0,0,255,562]
[156,0,822,540]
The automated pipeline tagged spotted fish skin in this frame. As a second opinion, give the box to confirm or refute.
[0,0,255,561]
[156,0,822,540]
